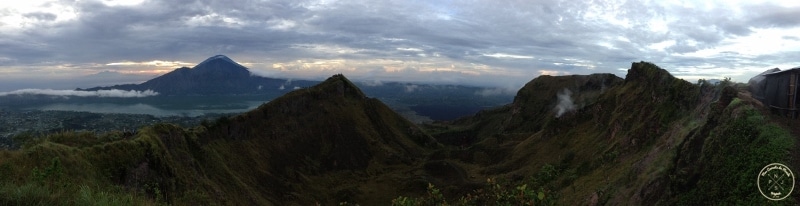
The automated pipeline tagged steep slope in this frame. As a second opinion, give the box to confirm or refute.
[80,55,317,95]
[421,61,794,205]
[2,62,795,205]
[194,74,440,204]
[0,74,440,205]
[505,73,622,132]
[424,73,622,146]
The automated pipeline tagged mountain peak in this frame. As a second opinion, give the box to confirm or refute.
[317,74,367,99]
[625,61,676,86]
[198,54,236,65]
[185,55,252,80]
[194,54,247,71]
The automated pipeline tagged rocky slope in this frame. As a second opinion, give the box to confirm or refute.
[423,61,794,205]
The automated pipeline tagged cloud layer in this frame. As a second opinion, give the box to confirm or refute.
[0,89,159,98]
[1,0,799,91]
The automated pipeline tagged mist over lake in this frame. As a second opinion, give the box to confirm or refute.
[36,101,263,117]
[1,95,274,117]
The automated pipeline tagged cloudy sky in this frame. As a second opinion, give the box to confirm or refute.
[0,0,799,92]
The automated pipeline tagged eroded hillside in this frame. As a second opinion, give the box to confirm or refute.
[423,61,795,205]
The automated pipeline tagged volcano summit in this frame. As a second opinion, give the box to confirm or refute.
[80,55,316,96]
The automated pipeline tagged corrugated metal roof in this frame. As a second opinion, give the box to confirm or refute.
[764,67,800,75]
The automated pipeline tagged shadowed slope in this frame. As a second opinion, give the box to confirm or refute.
[0,74,440,205]
[404,62,792,205]
[2,62,794,205]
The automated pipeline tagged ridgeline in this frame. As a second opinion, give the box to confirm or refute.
[0,62,795,205]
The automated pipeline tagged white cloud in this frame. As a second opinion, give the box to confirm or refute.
[101,0,145,7]
[268,19,297,31]
[397,47,424,52]
[475,87,514,97]
[482,53,534,59]
[106,60,194,67]
[185,12,244,28]
[0,0,798,90]
[0,89,158,98]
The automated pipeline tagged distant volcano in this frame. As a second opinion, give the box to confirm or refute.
[80,55,317,95]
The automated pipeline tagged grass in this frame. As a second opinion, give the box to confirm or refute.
[0,69,795,205]
[673,100,795,205]
[391,165,560,206]
[0,166,152,206]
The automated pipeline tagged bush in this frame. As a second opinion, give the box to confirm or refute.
[31,157,63,185]
[675,104,795,205]
[392,165,560,205]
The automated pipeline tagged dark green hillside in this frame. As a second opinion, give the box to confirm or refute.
[422,73,622,147]
[505,73,623,132]
[421,61,795,205]
[194,74,442,204]
[0,74,441,205]
[0,62,795,205]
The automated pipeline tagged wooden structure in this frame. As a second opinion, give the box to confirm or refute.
[748,68,779,102]
[757,67,800,118]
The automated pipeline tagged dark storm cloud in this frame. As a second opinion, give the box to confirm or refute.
[1,0,799,90]
[748,4,800,28]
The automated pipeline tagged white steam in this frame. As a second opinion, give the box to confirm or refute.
[0,89,159,98]
[554,88,575,118]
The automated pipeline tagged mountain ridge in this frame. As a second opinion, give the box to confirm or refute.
[0,61,794,205]
[421,61,791,205]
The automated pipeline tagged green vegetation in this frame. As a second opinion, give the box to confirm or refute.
[672,101,795,205]
[0,133,154,205]
[0,65,796,205]
[424,62,795,205]
[392,165,559,206]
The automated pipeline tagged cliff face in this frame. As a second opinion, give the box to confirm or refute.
[505,73,623,132]
[423,61,792,205]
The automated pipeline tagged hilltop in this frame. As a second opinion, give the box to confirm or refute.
[421,61,794,205]
[0,62,795,205]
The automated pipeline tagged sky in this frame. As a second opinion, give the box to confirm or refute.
[0,0,799,92]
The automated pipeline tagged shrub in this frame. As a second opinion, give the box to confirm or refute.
[391,165,560,205]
